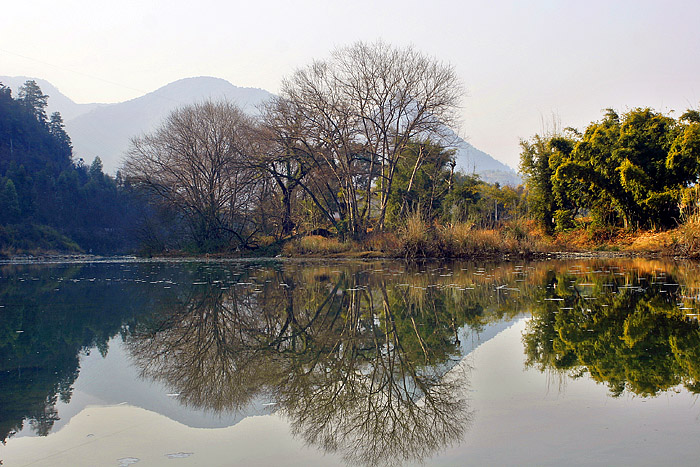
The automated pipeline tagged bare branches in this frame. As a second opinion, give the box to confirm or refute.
[123,100,261,251]
[123,42,463,248]
[278,41,463,237]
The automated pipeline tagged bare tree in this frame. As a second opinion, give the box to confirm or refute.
[279,41,463,238]
[123,101,262,251]
[255,97,331,237]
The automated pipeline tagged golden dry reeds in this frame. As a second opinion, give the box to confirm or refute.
[397,215,549,259]
[283,235,353,256]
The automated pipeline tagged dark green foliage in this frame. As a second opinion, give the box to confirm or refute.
[0,223,81,253]
[0,178,21,223]
[385,140,526,230]
[386,141,455,226]
[18,80,49,124]
[523,267,700,396]
[520,107,700,231]
[0,81,144,254]
[519,134,558,232]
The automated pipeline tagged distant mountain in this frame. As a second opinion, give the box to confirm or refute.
[0,75,104,121]
[477,169,522,186]
[446,128,522,186]
[64,77,274,173]
[1,75,520,184]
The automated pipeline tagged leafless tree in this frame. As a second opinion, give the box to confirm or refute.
[123,101,262,251]
[279,41,463,238]
[255,97,335,237]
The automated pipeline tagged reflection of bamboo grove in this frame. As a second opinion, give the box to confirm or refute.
[523,262,700,396]
[8,260,700,461]
[127,263,486,466]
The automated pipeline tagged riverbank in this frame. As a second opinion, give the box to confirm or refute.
[2,221,698,262]
[279,220,697,260]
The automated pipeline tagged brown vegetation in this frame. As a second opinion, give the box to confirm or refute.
[282,217,551,259]
[278,218,700,260]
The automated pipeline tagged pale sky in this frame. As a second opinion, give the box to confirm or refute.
[2,0,699,169]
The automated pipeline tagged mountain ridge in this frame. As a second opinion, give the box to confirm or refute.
[64,77,274,171]
[1,75,520,184]
[0,75,105,120]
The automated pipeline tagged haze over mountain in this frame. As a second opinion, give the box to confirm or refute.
[0,76,104,121]
[64,77,273,172]
[0,75,520,184]
[445,128,521,186]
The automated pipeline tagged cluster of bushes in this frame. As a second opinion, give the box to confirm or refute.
[520,108,700,234]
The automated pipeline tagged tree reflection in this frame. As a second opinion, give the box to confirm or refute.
[523,265,700,396]
[0,263,172,443]
[127,264,473,466]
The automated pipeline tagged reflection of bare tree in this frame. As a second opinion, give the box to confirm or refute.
[128,283,279,412]
[280,316,470,466]
[126,265,471,465]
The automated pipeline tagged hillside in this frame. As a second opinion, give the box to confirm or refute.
[64,77,274,173]
[1,76,520,183]
[442,125,521,186]
[452,140,521,186]
[0,76,103,121]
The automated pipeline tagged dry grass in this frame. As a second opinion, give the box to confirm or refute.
[282,235,353,256]
[398,213,436,257]
[396,215,550,258]
[361,232,401,253]
[668,221,700,258]
[281,218,700,259]
[552,222,681,255]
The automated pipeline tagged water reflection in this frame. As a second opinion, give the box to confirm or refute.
[0,264,127,442]
[522,261,700,396]
[126,264,482,465]
[2,259,700,464]
[0,262,198,443]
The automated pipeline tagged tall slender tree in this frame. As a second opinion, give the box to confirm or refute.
[18,80,49,124]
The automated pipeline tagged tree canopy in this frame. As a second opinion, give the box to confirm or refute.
[520,107,700,231]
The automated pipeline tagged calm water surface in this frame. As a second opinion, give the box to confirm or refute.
[1,259,700,466]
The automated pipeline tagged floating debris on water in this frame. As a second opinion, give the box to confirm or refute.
[118,458,140,466]
[165,452,194,459]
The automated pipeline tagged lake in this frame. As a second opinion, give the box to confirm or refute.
[1,258,700,466]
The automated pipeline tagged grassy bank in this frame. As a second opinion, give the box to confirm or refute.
[5,219,696,261]
[282,218,551,259]
[0,224,83,258]
[281,218,700,260]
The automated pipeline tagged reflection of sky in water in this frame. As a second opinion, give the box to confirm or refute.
[14,337,272,438]
[24,316,517,436]
[430,319,700,466]
[3,259,700,466]
[6,317,700,466]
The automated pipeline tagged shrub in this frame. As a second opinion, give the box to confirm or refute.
[398,213,436,258]
[670,221,700,258]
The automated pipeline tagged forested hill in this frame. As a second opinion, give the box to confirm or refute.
[0,81,140,255]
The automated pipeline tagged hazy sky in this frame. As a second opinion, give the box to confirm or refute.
[2,0,699,169]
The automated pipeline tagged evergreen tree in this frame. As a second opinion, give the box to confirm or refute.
[0,178,21,224]
[89,156,104,182]
[48,112,72,154]
[18,80,49,124]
